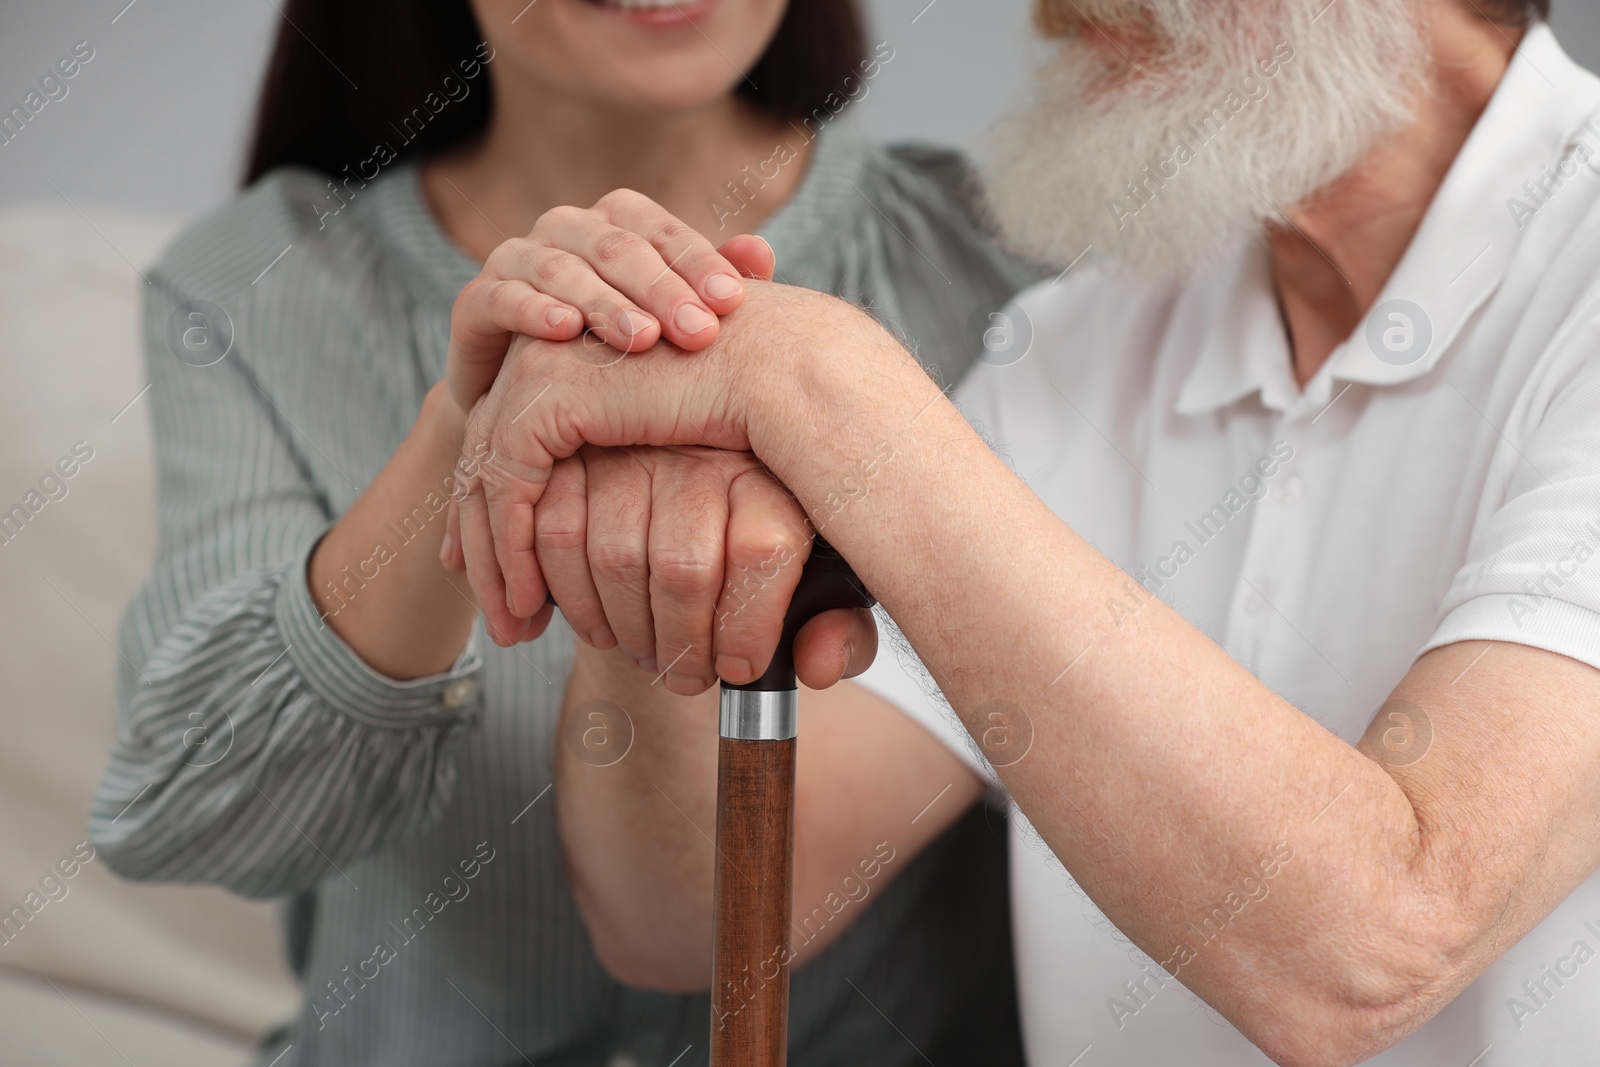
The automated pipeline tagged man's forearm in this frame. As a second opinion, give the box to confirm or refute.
[737,324,1516,1062]
[555,630,984,993]
[470,288,1595,1060]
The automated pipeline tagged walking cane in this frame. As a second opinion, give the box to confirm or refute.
[711,538,875,1067]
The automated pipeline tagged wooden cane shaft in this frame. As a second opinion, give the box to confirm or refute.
[710,736,796,1067]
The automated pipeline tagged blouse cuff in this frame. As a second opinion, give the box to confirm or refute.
[274,536,485,729]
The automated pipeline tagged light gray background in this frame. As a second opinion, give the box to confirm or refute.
[2,0,1599,221]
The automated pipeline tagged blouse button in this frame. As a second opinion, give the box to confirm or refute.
[441,678,478,709]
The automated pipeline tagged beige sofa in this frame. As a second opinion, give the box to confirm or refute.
[0,206,301,1065]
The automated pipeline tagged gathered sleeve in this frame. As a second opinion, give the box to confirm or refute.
[90,270,484,899]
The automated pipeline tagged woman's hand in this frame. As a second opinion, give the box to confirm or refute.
[532,446,877,694]
[444,189,777,412]
[436,187,782,649]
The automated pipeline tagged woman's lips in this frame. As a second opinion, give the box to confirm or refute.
[582,0,721,29]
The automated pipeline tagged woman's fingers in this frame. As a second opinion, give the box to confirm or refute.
[716,234,777,284]
[534,453,616,649]
[525,191,750,353]
[520,211,687,349]
[792,608,879,691]
[584,449,659,670]
[593,189,753,315]
[440,496,466,573]
[446,192,775,413]
[459,384,558,643]
[458,480,551,647]
[446,276,583,410]
[712,466,811,685]
[647,453,737,695]
[484,470,544,621]
[485,238,661,354]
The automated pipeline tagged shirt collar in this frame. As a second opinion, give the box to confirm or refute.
[1173,238,1296,415]
[1177,23,1600,416]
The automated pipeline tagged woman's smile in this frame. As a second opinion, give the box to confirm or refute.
[579,0,722,29]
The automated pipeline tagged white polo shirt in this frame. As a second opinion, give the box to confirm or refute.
[857,24,1600,1066]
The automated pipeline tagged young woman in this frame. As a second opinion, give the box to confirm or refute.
[90,1,1037,1064]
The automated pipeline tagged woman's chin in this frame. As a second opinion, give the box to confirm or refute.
[492,0,779,116]
[574,65,746,115]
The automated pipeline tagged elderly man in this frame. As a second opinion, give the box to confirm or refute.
[448,0,1600,1063]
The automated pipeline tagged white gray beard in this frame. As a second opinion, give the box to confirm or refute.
[983,0,1430,284]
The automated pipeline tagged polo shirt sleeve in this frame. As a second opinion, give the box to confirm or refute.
[1422,309,1600,671]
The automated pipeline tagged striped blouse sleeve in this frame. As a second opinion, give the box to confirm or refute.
[88,270,484,898]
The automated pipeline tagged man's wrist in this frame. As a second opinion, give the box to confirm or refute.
[724,285,919,490]
[735,293,937,523]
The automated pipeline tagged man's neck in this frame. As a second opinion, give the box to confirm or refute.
[1270,6,1523,387]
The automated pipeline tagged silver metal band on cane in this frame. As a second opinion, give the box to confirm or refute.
[719,689,798,741]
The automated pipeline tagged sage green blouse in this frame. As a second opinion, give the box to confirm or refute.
[91,124,1041,1067]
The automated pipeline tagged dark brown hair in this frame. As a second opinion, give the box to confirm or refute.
[244,0,866,185]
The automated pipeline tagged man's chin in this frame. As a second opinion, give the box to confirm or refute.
[988,0,1428,287]
[981,107,1263,286]
[989,208,1252,290]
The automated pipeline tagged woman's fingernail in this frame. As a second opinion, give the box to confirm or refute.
[588,626,616,649]
[439,528,454,562]
[667,672,704,692]
[674,304,717,335]
[717,655,753,683]
[546,306,573,328]
[705,273,743,300]
[638,656,658,674]
[615,310,651,340]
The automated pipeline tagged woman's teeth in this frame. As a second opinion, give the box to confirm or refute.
[597,0,684,9]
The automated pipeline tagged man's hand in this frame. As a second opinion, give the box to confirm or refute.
[448,281,920,651]
[530,445,877,693]
[434,182,907,678]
